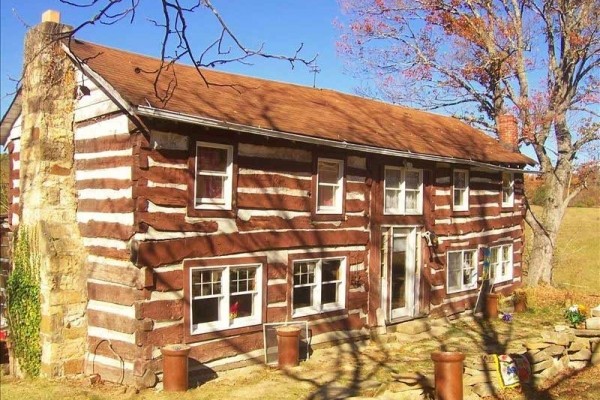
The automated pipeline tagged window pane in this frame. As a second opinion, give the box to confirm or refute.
[318,161,340,184]
[405,191,417,211]
[385,169,401,189]
[405,171,420,190]
[391,237,407,309]
[322,282,338,304]
[502,173,511,188]
[198,146,228,172]
[453,188,464,207]
[448,252,461,272]
[448,269,460,290]
[454,171,466,188]
[294,262,315,285]
[318,184,336,208]
[192,298,219,324]
[198,175,225,200]
[230,293,254,319]
[385,189,400,212]
[463,251,476,286]
[293,286,312,309]
[502,246,510,260]
[463,268,475,285]
[322,260,341,282]
[231,268,256,293]
[192,270,222,297]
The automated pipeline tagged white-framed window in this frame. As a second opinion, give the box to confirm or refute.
[502,172,514,207]
[384,166,423,215]
[190,264,262,334]
[447,250,478,293]
[195,142,233,210]
[453,169,469,211]
[316,158,344,214]
[490,244,513,283]
[292,257,346,316]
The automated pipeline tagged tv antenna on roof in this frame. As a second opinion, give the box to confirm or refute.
[310,62,321,88]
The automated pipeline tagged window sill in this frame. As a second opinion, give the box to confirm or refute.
[186,321,263,342]
[292,304,345,319]
[446,286,478,295]
[383,211,424,216]
[493,277,513,285]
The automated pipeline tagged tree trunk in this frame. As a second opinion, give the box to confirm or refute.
[525,173,568,287]
[527,229,555,286]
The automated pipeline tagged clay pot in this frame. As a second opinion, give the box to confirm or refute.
[161,344,191,392]
[485,293,499,319]
[514,296,527,313]
[276,325,301,368]
[431,351,465,400]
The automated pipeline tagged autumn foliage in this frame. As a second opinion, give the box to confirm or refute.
[338,0,599,286]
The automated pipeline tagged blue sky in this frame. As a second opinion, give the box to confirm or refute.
[1,1,360,116]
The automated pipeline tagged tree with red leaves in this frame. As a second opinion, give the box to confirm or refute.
[338,0,599,286]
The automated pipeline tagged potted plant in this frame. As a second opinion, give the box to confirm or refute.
[512,289,527,313]
[564,304,587,328]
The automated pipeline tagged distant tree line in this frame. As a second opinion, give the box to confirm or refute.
[526,165,600,208]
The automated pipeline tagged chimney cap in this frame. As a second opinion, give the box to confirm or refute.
[42,10,60,23]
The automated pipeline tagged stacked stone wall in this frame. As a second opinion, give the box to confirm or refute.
[461,327,600,398]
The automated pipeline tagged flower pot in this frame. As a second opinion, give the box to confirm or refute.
[485,293,499,319]
[161,344,191,392]
[276,325,301,369]
[431,351,465,400]
[514,297,527,313]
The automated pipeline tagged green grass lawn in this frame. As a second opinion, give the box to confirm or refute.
[525,207,600,295]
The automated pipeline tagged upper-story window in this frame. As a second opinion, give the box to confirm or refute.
[316,158,344,214]
[190,263,262,334]
[490,244,513,283]
[502,172,514,207]
[195,142,233,210]
[384,166,423,215]
[292,257,346,317]
[447,249,478,293]
[453,169,469,211]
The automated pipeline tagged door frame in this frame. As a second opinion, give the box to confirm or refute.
[380,226,422,323]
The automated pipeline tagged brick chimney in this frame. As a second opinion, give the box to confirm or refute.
[497,114,519,152]
[19,11,87,378]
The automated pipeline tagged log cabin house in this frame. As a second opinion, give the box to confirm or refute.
[0,11,534,387]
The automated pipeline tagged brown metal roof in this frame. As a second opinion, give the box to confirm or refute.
[67,40,534,166]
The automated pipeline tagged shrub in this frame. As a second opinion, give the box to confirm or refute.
[6,226,41,377]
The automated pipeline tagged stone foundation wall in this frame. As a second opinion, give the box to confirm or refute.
[463,327,600,398]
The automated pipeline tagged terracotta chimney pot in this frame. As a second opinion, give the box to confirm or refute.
[498,114,519,152]
[42,10,60,23]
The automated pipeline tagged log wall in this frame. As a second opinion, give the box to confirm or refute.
[5,78,527,384]
[5,115,21,227]
[427,165,525,318]
[130,122,372,370]
[73,73,149,385]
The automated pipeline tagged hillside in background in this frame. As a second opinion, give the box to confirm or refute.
[525,169,600,208]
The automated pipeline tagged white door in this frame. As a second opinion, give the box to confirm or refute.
[382,227,417,321]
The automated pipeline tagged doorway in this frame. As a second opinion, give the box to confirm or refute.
[381,227,419,321]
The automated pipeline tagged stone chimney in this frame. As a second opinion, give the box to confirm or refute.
[497,114,519,152]
[19,11,87,378]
